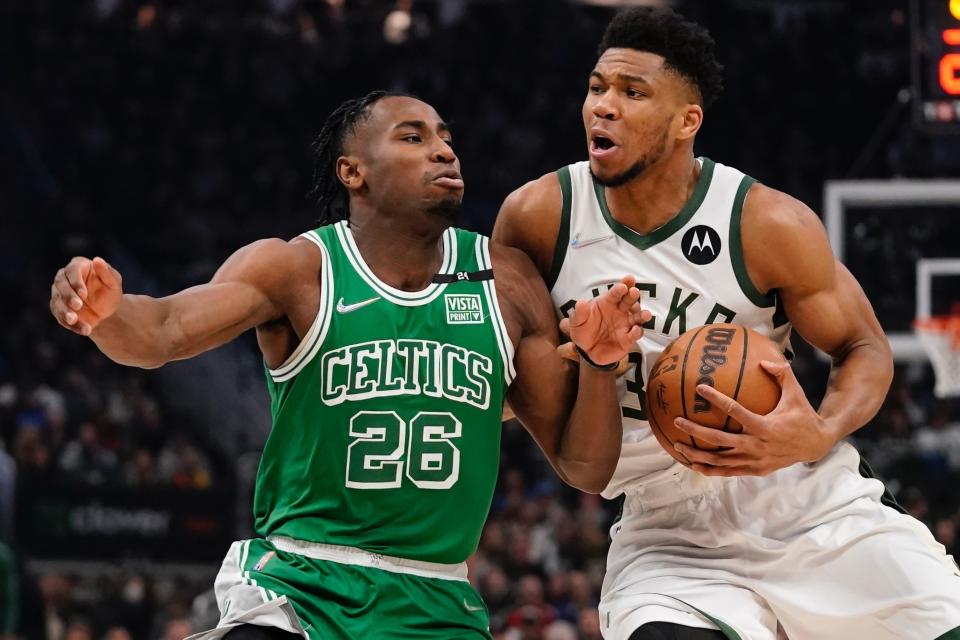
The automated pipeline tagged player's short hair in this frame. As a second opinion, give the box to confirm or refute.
[599,7,724,109]
[308,90,414,225]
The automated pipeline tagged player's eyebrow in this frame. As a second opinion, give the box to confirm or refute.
[590,70,651,85]
[394,120,452,134]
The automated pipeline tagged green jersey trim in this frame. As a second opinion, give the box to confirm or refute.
[476,236,517,385]
[546,166,573,290]
[652,594,743,640]
[729,176,776,308]
[592,157,716,250]
[935,626,960,640]
[334,221,456,306]
[268,231,335,382]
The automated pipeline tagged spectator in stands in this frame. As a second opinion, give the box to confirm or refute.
[507,574,557,633]
[576,607,602,640]
[157,435,212,490]
[934,515,958,556]
[914,403,960,471]
[162,617,193,640]
[59,422,118,486]
[123,448,160,487]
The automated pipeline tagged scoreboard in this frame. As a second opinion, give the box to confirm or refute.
[912,0,960,129]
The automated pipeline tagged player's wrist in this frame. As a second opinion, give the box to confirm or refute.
[575,345,619,371]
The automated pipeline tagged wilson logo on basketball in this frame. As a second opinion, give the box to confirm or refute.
[693,326,736,412]
[644,323,784,467]
[681,225,722,265]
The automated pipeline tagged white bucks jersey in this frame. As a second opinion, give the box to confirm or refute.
[549,158,793,498]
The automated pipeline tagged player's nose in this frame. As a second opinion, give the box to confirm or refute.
[592,91,619,120]
[431,140,457,164]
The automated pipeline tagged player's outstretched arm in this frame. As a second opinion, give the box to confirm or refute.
[671,185,893,476]
[492,244,648,493]
[49,238,316,369]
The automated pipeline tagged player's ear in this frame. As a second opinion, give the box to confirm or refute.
[676,103,703,141]
[336,155,365,191]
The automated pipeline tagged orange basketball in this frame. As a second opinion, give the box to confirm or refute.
[645,323,785,466]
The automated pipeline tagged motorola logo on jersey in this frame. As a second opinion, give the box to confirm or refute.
[681,226,721,265]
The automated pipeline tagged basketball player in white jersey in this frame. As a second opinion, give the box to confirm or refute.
[494,7,960,640]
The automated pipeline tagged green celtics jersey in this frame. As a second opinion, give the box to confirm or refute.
[256,220,515,565]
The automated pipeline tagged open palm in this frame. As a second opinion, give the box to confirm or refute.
[560,275,650,367]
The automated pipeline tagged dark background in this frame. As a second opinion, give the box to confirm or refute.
[1,1,959,639]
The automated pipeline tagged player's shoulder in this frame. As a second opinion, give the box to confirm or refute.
[742,182,824,237]
[499,171,563,221]
[220,234,322,284]
[740,182,834,291]
[493,170,564,278]
[487,240,552,339]
[488,241,541,281]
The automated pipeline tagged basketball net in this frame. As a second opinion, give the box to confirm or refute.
[915,304,960,398]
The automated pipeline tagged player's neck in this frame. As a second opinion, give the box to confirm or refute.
[347,210,449,292]
[603,154,700,236]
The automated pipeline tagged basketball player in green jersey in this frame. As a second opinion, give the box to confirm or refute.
[495,7,960,640]
[48,92,651,640]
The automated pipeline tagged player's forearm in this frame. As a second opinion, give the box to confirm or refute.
[91,284,269,368]
[557,365,623,493]
[818,338,893,444]
[89,294,179,368]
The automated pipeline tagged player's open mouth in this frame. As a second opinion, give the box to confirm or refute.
[590,134,619,158]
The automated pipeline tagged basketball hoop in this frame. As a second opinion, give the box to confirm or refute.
[915,309,960,398]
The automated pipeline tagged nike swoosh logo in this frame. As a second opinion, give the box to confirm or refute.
[570,234,613,249]
[463,597,484,612]
[336,296,381,314]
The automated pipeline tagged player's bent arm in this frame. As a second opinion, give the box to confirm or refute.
[743,185,893,445]
[62,239,313,369]
[492,245,622,494]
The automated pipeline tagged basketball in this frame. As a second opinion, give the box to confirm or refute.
[645,323,785,466]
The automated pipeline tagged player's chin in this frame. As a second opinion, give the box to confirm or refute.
[426,194,464,221]
[588,160,622,185]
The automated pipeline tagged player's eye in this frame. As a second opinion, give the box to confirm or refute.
[589,84,603,94]
[627,88,645,99]
[442,138,454,147]
[402,134,422,143]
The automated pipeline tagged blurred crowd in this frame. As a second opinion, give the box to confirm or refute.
[1,307,218,494]
[3,0,960,639]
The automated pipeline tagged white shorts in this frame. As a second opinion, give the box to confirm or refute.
[599,443,960,640]
[185,539,309,640]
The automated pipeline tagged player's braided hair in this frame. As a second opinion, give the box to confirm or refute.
[307,90,413,226]
[599,7,724,109]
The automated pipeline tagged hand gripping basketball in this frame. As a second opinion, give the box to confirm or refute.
[672,360,834,476]
[50,256,124,336]
[559,275,650,368]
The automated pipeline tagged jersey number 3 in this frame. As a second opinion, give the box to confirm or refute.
[622,352,647,421]
[346,411,461,490]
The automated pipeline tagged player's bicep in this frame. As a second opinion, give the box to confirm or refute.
[504,279,577,461]
[508,327,578,471]
[160,239,299,359]
[783,259,887,362]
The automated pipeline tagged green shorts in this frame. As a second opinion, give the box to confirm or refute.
[191,537,492,640]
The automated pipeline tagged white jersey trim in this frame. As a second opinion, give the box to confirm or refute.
[476,236,517,385]
[334,221,456,306]
[268,231,335,382]
[266,535,469,582]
